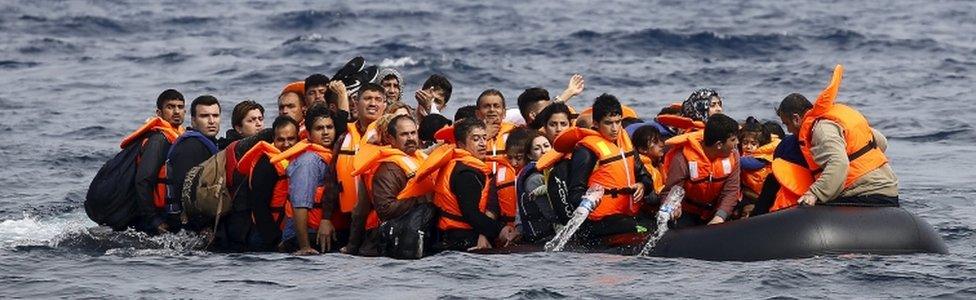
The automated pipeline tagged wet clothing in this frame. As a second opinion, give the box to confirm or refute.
[280,151,329,241]
[165,129,218,230]
[246,156,282,251]
[436,163,504,250]
[131,132,170,232]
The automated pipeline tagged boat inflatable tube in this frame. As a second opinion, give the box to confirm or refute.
[650,206,948,261]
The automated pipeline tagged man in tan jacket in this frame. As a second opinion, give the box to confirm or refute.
[776,92,898,207]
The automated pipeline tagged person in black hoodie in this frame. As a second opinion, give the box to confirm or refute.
[165,95,221,232]
[130,89,185,234]
[217,100,264,149]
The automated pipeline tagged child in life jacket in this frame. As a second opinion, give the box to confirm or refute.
[735,117,778,219]
[630,124,667,197]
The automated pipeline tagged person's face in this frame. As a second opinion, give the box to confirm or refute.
[308,116,336,148]
[191,104,221,137]
[708,96,723,116]
[305,85,328,105]
[391,119,419,154]
[381,78,401,103]
[273,123,299,151]
[278,93,305,122]
[429,88,447,111]
[459,127,488,160]
[235,108,264,138]
[544,112,570,142]
[506,147,526,170]
[157,99,185,128]
[741,135,759,153]
[648,139,665,161]
[476,94,505,125]
[778,112,802,135]
[526,100,550,124]
[357,90,387,124]
[716,135,738,157]
[596,114,623,141]
[529,135,552,161]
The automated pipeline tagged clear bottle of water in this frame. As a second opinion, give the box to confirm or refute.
[577,184,605,214]
[658,186,685,222]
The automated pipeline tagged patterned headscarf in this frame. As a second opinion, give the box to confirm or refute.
[682,88,720,121]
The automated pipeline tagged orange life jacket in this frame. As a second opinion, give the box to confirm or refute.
[486,122,516,161]
[741,138,780,196]
[352,144,426,230]
[663,131,740,220]
[121,117,183,210]
[237,141,288,229]
[655,114,705,132]
[399,144,490,231]
[270,140,338,231]
[487,156,518,225]
[798,65,887,191]
[770,157,814,212]
[559,127,641,220]
[640,154,665,194]
[336,121,378,214]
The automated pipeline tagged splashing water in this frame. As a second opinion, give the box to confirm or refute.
[0,212,94,249]
[639,186,685,256]
[545,185,604,252]
[0,211,209,255]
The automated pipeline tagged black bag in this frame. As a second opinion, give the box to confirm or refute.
[85,143,141,230]
[378,203,436,259]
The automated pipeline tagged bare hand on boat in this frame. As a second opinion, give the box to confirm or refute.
[468,235,492,251]
[798,192,817,206]
[497,225,520,247]
[318,220,337,253]
[294,247,319,256]
[707,215,725,225]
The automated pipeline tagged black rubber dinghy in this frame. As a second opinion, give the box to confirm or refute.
[649,206,948,261]
[473,206,948,261]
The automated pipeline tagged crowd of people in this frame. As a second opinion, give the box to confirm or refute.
[95,63,899,257]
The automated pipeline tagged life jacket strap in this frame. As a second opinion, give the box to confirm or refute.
[497,181,515,189]
[811,138,878,175]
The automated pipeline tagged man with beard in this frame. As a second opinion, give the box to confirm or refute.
[163,95,221,232]
[343,115,429,256]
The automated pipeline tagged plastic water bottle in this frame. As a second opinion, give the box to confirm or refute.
[658,186,685,223]
[545,184,605,252]
[577,184,605,214]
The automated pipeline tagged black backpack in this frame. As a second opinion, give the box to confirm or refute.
[378,203,436,259]
[85,142,141,231]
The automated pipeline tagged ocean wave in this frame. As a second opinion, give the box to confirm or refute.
[20,14,135,36]
[163,16,217,26]
[562,28,802,57]
[120,52,192,65]
[266,10,344,30]
[379,57,418,68]
[0,60,40,70]
[17,38,81,55]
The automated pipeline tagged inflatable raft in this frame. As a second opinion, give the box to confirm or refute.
[477,206,948,261]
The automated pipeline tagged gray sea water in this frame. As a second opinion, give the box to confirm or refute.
[2,0,976,298]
